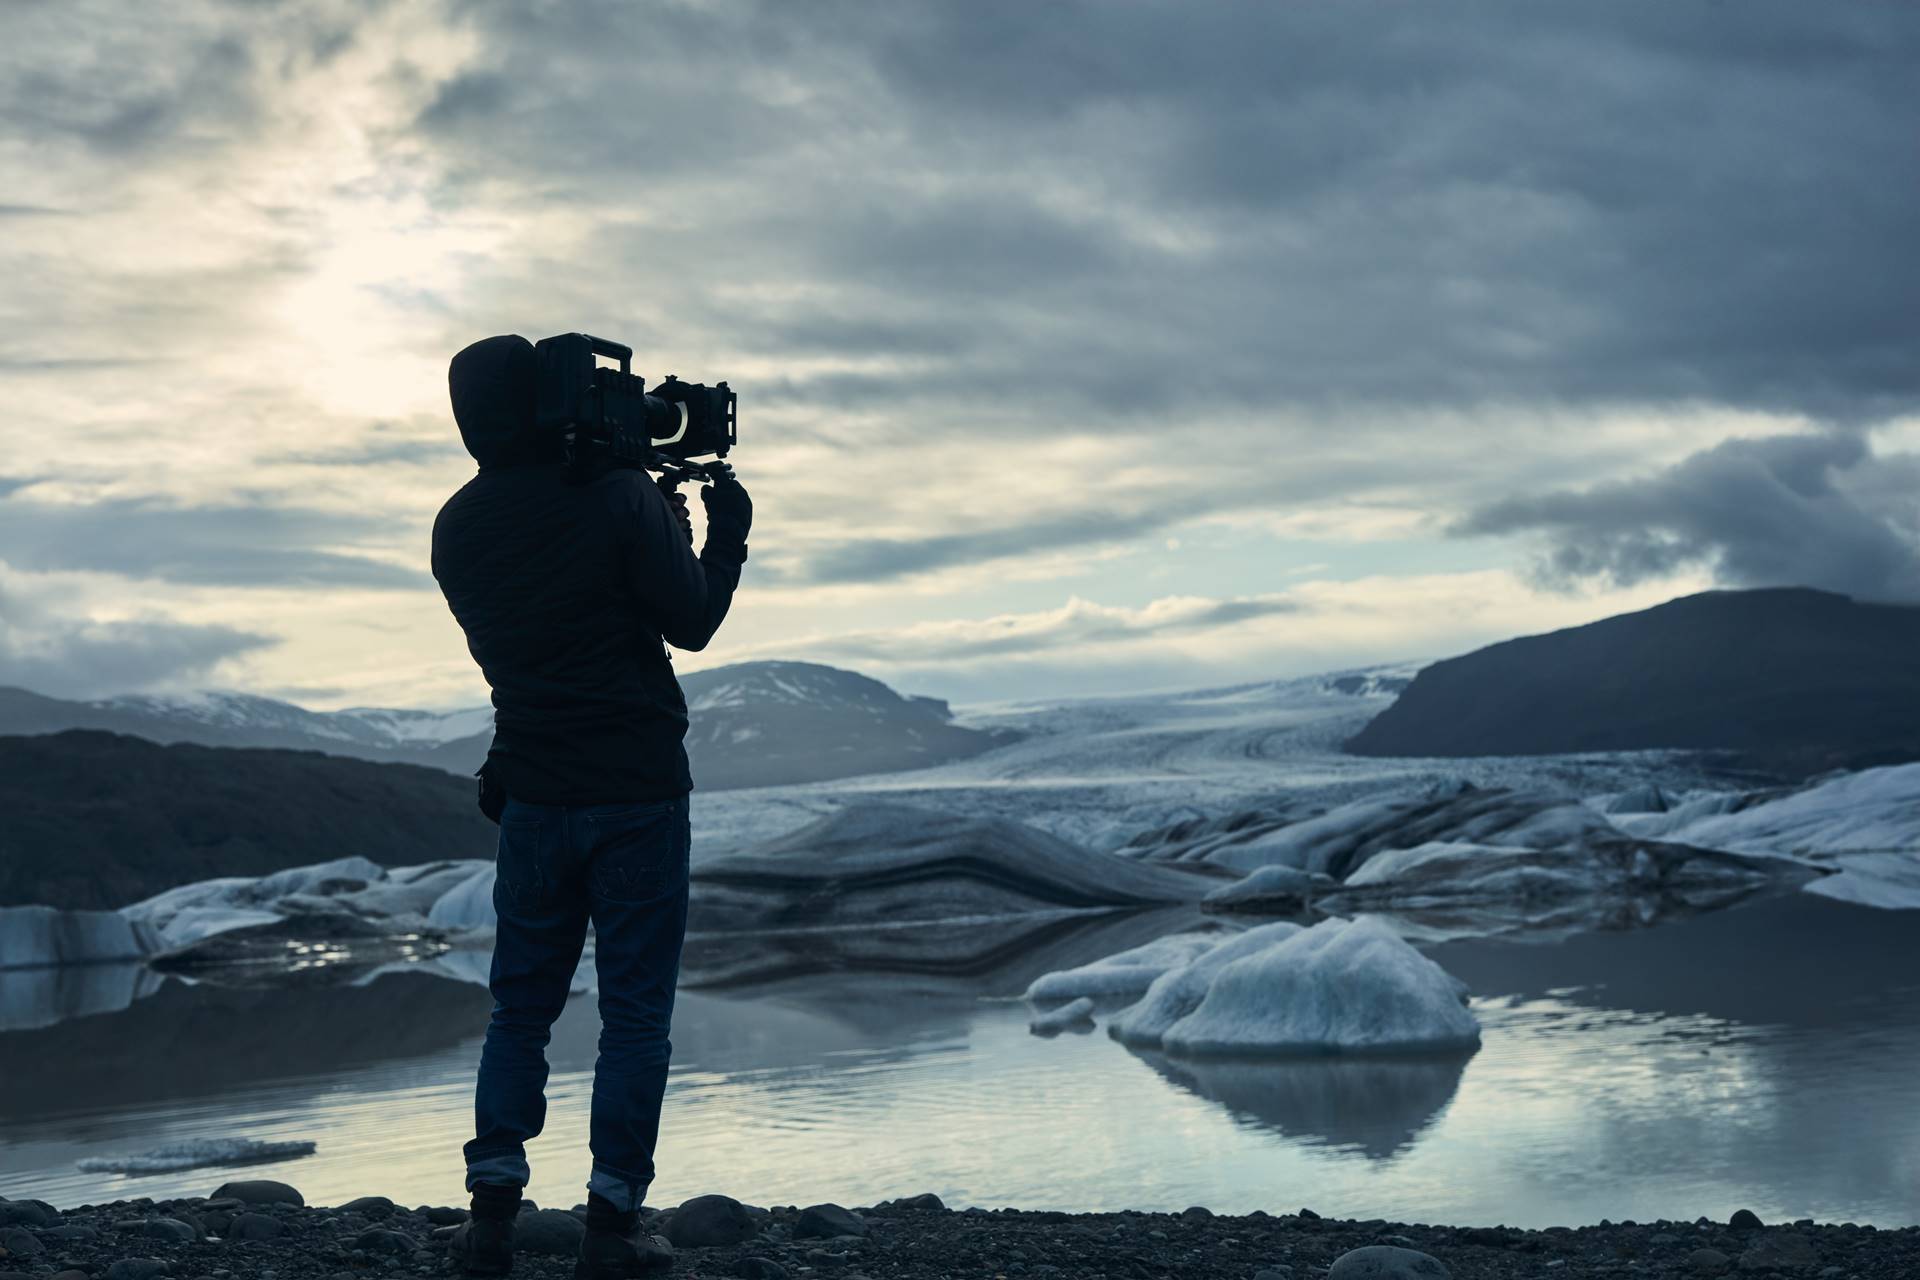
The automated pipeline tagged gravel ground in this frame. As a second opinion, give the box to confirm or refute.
[2,1183,1914,1280]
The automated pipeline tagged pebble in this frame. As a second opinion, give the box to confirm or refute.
[106,1261,170,1280]
[352,1228,417,1255]
[227,1212,286,1241]
[733,1259,790,1280]
[1729,1210,1764,1231]
[1738,1232,1818,1271]
[0,1227,46,1256]
[1327,1245,1451,1280]
[1691,1247,1733,1274]
[212,1182,304,1209]
[115,1217,199,1243]
[795,1203,867,1240]
[421,1207,468,1226]
[667,1194,760,1248]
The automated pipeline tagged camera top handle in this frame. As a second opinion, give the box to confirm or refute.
[580,334,633,375]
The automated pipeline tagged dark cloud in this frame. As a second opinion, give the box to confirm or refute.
[1454,431,1920,603]
[424,0,1920,427]
[0,580,273,699]
[0,497,430,589]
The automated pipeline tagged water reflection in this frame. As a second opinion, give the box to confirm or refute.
[2,894,1917,1226]
[1124,1048,1471,1159]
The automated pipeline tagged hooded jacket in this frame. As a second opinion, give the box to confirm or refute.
[431,334,747,804]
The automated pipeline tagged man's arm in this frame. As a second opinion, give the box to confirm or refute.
[608,471,751,652]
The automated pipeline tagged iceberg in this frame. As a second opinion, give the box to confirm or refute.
[1023,930,1225,1002]
[427,864,498,932]
[1107,920,1305,1046]
[1138,916,1480,1056]
[119,856,495,953]
[0,905,159,969]
[1027,996,1095,1035]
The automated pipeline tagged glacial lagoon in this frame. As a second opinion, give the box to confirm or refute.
[4,890,1917,1227]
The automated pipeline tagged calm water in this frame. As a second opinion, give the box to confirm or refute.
[3,893,1917,1226]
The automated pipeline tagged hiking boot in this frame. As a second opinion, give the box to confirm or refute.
[449,1214,515,1275]
[573,1224,673,1278]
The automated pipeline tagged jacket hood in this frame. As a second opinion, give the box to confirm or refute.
[449,334,557,467]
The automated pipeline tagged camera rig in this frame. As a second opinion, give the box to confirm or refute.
[533,332,736,487]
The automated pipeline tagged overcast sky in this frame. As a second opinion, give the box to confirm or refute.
[3,1,1917,708]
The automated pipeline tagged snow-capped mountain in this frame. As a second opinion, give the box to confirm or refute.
[0,661,1002,791]
[0,683,489,767]
[678,661,1003,790]
[93,692,493,751]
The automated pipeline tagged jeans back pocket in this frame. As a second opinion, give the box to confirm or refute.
[586,799,688,905]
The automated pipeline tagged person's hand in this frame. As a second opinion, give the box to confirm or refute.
[657,477,694,544]
[701,471,752,544]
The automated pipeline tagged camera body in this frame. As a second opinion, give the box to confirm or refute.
[533,332,736,483]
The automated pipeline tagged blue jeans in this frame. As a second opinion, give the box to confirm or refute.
[463,792,691,1213]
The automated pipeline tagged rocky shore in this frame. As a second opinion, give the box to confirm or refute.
[2,1182,1913,1280]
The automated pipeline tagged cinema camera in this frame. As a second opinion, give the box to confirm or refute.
[534,332,737,489]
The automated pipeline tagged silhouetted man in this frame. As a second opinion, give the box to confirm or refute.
[431,334,751,1277]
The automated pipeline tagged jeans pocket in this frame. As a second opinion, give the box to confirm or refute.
[587,801,688,905]
[493,818,551,914]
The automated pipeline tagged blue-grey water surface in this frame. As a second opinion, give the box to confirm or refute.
[2,892,1916,1226]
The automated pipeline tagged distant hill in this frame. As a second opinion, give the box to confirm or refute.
[679,661,1004,789]
[0,731,499,910]
[0,684,489,772]
[1345,588,1920,770]
[0,660,1004,791]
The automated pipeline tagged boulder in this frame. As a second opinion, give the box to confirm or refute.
[515,1209,587,1257]
[337,1196,395,1218]
[794,1204,867,1240]
[666,1195,759,1248]
[1327,1245,1451,1280]
[212,1180,304,1207]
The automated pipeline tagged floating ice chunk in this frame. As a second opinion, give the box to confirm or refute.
[1028,996,1095,1035]
[77,1137,317,1174]
[0,906,159,970]
[428,865,498,932]
[1150,916,1480,1056]
[1023,930,1223,1001]
[1108,921,1305,1047]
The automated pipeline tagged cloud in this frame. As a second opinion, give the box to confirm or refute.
[1454,431,1920,603]
[0,569,273,699]
[0,494,430,589]
[776,593,1302,665]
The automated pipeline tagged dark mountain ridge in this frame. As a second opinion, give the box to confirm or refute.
[0,731,499,911]
[1346,588,1920,770]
